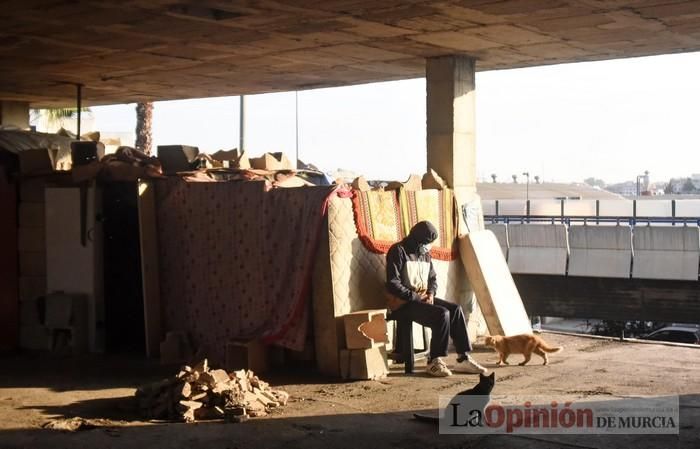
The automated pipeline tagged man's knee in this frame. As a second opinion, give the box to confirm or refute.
[439,307,450,324]
[425,305,449,328]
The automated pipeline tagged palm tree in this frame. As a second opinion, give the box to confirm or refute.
[30,107,90,133]
[135,102,153,154]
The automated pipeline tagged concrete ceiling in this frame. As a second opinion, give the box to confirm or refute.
[3,0,700,106]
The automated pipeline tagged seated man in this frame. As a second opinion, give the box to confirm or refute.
[386,220,487,377]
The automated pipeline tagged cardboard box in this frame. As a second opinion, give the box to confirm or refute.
[249,152,293,171]
[211,149,251,169]
[18,149,56,175]
[157,145,199,174]
[225,340,269,374]
[343,309,388,350]
[339,346,388,380]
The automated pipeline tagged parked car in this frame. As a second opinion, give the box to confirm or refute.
[640,326,700,344]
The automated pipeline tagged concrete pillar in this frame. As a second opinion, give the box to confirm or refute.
[426,56,476,190]
[0,101,30,129]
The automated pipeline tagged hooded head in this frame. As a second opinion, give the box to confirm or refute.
[405,220,438,254]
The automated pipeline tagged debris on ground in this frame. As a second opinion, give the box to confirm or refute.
[42,417,115,432]
[134,359,289,423]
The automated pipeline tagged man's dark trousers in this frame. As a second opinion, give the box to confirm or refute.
[391,298,472,360]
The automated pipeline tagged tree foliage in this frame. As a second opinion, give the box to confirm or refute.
[30,107,90,129]
[584,177,606,188]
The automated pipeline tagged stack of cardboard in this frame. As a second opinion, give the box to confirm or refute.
[340,310,389,380]
[135,359,289,423]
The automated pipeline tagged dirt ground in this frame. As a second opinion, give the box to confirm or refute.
[1,333,699,449]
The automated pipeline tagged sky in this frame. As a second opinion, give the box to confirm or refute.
[87,51,700,185]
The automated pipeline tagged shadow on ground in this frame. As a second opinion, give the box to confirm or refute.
[1,402,697,449]
[6,392,699,449]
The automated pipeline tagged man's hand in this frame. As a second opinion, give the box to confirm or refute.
[421,293,434,304]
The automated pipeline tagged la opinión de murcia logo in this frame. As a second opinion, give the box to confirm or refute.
[438,396,679,435]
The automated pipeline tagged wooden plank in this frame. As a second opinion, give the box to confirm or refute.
[137,180,162,357]
[459,230,532,336]
[514,274,700,323]
[0,180,19,351]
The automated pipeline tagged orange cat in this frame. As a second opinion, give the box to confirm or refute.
[484,334,563,366]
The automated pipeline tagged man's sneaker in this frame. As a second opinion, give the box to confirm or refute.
[455,354,488,374]
[426,358,452,377]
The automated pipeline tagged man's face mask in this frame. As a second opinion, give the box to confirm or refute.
[419,243,433,254]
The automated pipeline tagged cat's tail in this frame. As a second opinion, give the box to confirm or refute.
[413,413,439,424]
[540,343,563,353]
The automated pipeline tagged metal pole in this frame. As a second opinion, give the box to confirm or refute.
[526,200,531,222]
[522,172,530,201]
[239,95,246,151]
[672,199,676,226]
[76,83,82,138]
[295,91,299,167]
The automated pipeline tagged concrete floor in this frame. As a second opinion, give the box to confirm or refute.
[1,333,699,449]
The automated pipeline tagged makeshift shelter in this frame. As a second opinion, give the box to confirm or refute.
[1,125,537,381]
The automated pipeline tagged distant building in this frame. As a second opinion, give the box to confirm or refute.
[665,176,699,194]
[692,174,700,190]
[606,171,653,197]
[665,178,684,194]
[606,181,638,197]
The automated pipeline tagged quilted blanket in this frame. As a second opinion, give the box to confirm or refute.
[351,190,404,254]
[155,177,337,362]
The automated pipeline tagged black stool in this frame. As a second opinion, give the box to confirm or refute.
[386,312,430,374]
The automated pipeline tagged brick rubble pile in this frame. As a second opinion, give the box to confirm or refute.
[135,359,289,423]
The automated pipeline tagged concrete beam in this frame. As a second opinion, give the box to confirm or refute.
[426,55,476,190]
[0,101,30,129]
